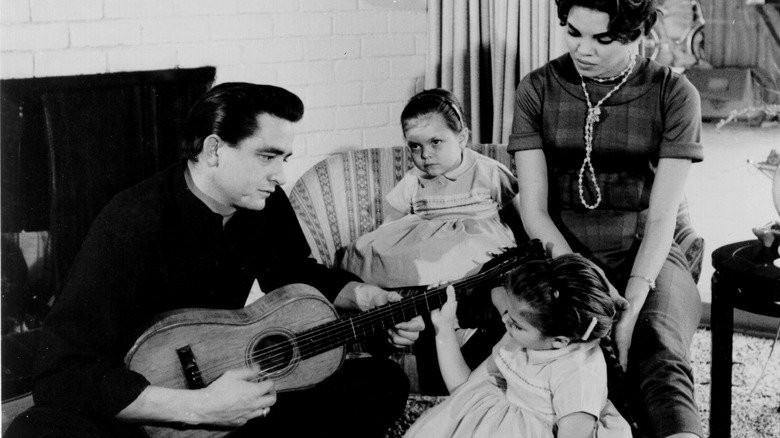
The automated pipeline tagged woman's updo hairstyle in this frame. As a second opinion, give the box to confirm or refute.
[556,0,662,44]
[505,253,615,342]
[400,88,466,135]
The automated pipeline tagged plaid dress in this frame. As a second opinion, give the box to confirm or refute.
[508,54,703,271]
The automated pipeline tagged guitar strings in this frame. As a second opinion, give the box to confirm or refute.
[172,279,474,386]
[172,284,449,385]
[172,270,495,386]
[246,247,532,373]
[165,262,509,386]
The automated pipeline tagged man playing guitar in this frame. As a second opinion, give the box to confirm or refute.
[7,83,424,438]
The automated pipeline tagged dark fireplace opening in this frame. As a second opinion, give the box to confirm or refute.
[0,66,216,400]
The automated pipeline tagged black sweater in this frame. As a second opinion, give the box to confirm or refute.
[32,161,358,418]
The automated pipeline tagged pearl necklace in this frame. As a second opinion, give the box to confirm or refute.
[576,54,637,210]
[587,68,629,83]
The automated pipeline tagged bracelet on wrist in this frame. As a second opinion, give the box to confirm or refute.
[629,274,656,291]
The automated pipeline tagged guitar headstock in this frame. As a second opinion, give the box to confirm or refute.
[389,239,546,295]
[478,239,545,285]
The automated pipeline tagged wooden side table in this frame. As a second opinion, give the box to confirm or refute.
[710,240,780,437]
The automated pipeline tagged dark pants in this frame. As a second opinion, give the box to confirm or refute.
[6,357,409,438]
[619,244,704,438]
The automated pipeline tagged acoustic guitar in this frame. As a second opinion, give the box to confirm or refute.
[125,239,543,438]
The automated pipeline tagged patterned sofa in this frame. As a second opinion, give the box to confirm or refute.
[288,143,704,393]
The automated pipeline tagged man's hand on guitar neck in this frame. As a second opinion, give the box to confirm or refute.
[117,364,276,427]
[334,281,425,348]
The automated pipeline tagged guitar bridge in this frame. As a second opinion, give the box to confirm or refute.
[176,345,205,389]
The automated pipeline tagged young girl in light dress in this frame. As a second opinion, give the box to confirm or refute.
[404,253,632,438]
[340,88,521,290]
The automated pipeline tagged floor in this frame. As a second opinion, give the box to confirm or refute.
[688,121,780,334]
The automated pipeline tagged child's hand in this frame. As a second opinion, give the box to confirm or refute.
[430,285,458,335]
[429,285,472,393]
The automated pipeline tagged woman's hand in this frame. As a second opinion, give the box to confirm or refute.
[610,285,630,313]
[583,259,633,368]
[614,158,691,370]
[614,276,653,370]
[587,261,630,314]
[430,285,458,336]
[614,308,639,371]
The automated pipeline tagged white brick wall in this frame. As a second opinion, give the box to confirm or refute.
[1,23,69,51]
[334,12,388,34]
[70,22,142,47]
[1,51,32,76]
[0,0,428,190]
[209,15,273,40]
[30,0,103,22]
[1,0,30,22]
[104,0,173,19]
[35,49,106,76]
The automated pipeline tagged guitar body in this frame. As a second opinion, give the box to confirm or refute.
[125,283,344,438]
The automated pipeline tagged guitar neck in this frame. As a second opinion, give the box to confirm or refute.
[293,271,492,361]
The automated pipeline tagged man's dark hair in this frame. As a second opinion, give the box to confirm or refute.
[556,0,662,44]
[182,83,304,161]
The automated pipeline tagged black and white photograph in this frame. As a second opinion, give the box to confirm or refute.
[1,1,779,437]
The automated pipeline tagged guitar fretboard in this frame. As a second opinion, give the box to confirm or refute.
[293,266,496,360]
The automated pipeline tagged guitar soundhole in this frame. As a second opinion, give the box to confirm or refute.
[249,331,298,379]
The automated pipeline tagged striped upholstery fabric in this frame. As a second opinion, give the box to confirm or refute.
[289,144,702,282]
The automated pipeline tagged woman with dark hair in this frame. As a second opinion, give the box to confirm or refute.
[509,1,703,437]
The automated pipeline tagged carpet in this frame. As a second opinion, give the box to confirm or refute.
[385,327,780,438]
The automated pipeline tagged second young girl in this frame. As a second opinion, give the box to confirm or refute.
[340,88,521,290]
[404,253,631,438]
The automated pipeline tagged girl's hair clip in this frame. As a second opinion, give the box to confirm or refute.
[581,316,598,341]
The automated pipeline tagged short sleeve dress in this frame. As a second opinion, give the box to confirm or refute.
[508,53,703,270]
[339,148,518,288]
[404,333,632,438]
